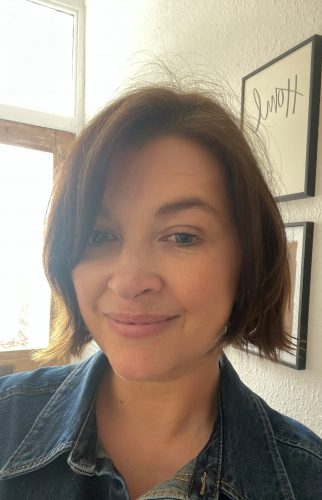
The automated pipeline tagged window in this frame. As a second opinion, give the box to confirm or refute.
[0,0,84,132]
[0,120,75,371]
[0,0,82,372]
[0,144,53,352]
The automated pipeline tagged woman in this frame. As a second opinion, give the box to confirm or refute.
[0,85,321,500]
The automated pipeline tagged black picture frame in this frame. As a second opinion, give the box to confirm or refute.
[282,222,314,369]
[238,222,314,370]
[241,35,322,202]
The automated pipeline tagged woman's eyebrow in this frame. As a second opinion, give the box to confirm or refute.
[155,197,220,218]
[96,197,220,220]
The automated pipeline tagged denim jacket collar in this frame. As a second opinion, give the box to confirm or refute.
[1,351,295,499]
[217,354,295,500]
[1,352,107,479]
[187,354,295,500]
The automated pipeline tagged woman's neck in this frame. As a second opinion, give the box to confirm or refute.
[97,350,221,443]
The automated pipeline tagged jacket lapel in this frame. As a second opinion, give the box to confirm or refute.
[218,354,295,500]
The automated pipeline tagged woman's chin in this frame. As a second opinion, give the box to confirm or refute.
[95,337,170,382]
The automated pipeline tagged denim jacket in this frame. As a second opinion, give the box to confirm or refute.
[0,351,321,500]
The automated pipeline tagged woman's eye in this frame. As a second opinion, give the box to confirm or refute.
[88,229,117,246]
[164,232,200,245]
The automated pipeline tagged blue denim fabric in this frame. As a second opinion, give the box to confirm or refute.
[0,351,321,499]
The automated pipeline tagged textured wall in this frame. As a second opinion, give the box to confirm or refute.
[85,0,322,436]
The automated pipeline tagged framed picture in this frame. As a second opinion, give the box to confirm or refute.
[240,222,314,370]
[241,35,322,201]
[281,222,314,368]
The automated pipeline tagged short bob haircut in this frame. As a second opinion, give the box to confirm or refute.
[38,84,293,364]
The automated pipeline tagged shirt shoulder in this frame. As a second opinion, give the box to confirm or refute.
[258,395,322,497]
[0,363,76,399]
[0,363,77,469]
[261,398,322,457]
[210,354,322,499]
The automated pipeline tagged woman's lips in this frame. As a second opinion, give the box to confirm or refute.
[104,313,177,338]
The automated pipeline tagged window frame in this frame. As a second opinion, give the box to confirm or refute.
[0,0,85,133]
[0,118,75,371]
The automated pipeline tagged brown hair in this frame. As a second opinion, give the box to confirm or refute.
[37,84,293,364]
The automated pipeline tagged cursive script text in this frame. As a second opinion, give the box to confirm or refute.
[252,75,303,131]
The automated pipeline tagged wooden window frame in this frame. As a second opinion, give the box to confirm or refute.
[0,119,75,373]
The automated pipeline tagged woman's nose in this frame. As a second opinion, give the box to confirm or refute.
[106,252,163,300]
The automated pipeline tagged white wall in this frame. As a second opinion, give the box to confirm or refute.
[85,0,322,437]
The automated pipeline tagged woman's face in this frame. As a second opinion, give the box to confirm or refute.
[72,136,240,382]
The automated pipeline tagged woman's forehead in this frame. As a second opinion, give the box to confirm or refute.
[98,136,231,223]
[103,136,227,199]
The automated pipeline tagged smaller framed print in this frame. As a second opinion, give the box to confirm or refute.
[280,222,314,369]
[239,222,314,370]
[241,35,322,201]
